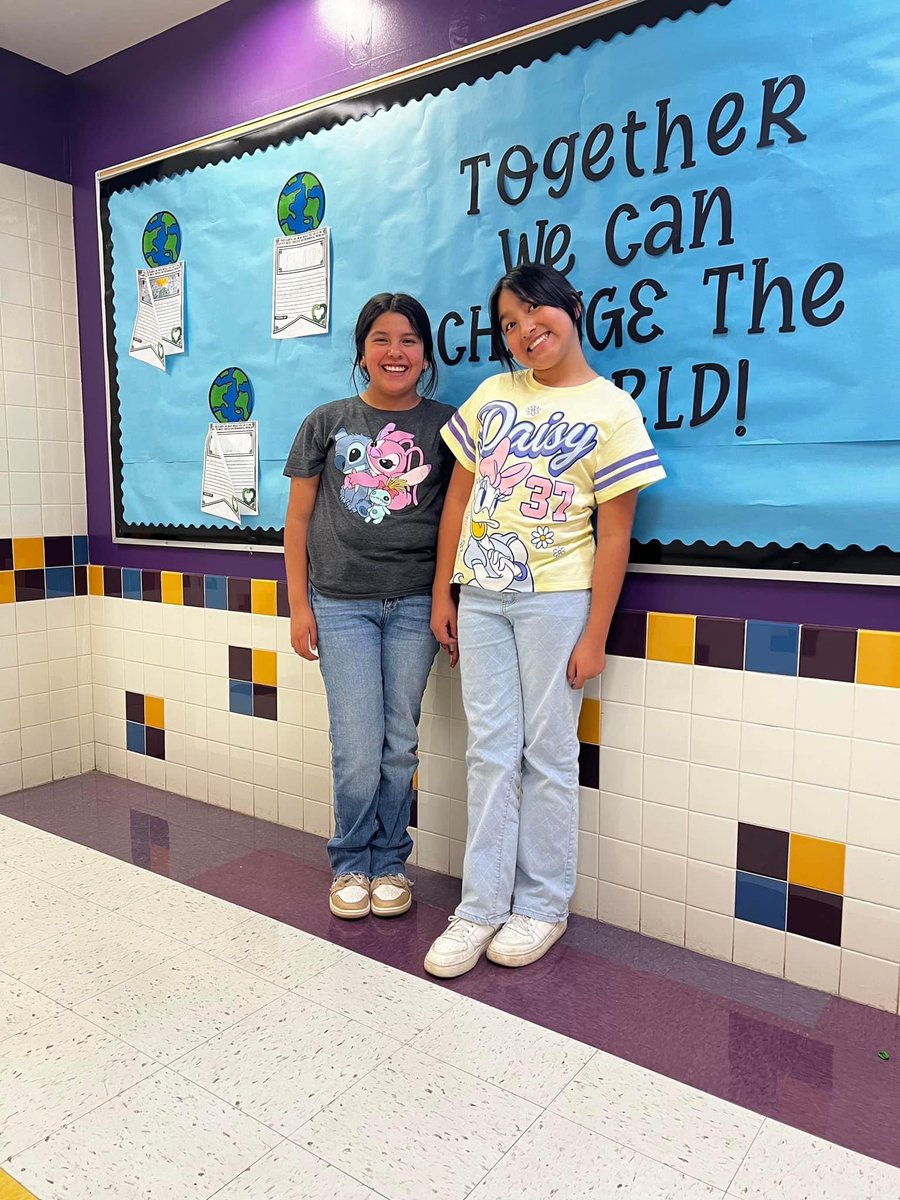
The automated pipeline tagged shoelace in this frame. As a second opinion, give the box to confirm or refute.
[373,873,411,890]
[332,873,369,891]
[442,915,483,943]
[504,914,537,936]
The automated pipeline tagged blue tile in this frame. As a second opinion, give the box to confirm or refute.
[744,621,799,676]
[73,535,89,566]
[735,871,787,930]
[126,721,146,755]
[229,678,253,716]
[44,566,74,598]
[122,568,143,601]
[205,575,228,610]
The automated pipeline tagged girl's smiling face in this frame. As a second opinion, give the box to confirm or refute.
[497,287,583,383]
[360,312,427,407]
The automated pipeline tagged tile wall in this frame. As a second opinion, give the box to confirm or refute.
[0,163,92,795]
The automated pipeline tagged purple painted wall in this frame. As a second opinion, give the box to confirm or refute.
[66,0,900,625]
[0,48,69,181]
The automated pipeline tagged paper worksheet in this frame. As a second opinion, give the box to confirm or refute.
[200,422,259,525]
[271,227,330,339]
[147,262,185,355]
[128,271,166,370]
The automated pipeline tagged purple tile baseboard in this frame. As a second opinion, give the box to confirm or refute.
[2,772,899,1169]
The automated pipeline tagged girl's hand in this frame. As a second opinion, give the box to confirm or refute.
[566,636,606,690]
[291,604,319,661]
[431,592,459,668]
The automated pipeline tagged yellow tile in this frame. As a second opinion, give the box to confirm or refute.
[251,579,277,616]
[0,1167,40,1199]
[144,695,165,729]
[88,564,104,596]
[856,630,900,689]
[253,649,278,687]
[578,697,601,745]
[412,768,419,792]
[789,834,845,894]
[13,537,44,570]
[647,612,695,664]
[0,573,14,605]
[161,571,183,605]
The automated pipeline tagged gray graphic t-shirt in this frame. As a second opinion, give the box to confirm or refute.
[284,396,455,599]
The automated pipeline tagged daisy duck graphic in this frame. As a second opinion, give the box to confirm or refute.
[334,423,431,521]
[459,436,534,592]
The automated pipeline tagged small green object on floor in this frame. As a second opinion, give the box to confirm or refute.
[877,1051,890,1061]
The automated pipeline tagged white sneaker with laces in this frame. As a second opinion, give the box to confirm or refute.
[486,913,567,967]
[424,916,500,978]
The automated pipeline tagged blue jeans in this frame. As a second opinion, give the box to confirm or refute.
[455,587,590,924]
[310,587,439,878]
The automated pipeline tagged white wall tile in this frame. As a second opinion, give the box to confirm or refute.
[689,763,738,818]
[642,802,688,854]
[740,723,793,779]
[685,906,733,959]
[686,859,734,916]
[598,792,641,843]
[839,949,900,1013]
[599,700,643,752]
[599,746,642,799]
[791,783,848,842]
[733,920,785,976]
[784,935,840,994]
[793,730,851,789]
[690,715,740,770]
[598,836,640,889]
[850,739,900,802]
[841,898,900,964]
[640,894,685,945]
[641,754,689,809]
[691,664,743,720]
[596,881,640,931]
[853,684,900,744]
[846,792,900,855]
[688,812,737,867]
[601,655,644,704]
[641,848,686,901]
[741,671,797,727]
[644,660,692,711]
[644,707,690,761]
[795,677,854,735]
[844,846,900,908]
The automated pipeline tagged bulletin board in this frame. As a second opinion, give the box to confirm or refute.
[99,0,900,575]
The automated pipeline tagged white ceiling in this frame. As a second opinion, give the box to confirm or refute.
[0,0,233,74]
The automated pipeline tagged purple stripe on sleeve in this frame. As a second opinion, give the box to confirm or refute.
[446,412,476,462]
[594,457,662,494]
[593,447,658,485]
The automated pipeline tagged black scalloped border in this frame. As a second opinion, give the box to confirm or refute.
[100,0,898,575]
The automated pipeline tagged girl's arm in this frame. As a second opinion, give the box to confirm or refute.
[284,475,321,660]
[566,489,638,689]
[431,461,474,668]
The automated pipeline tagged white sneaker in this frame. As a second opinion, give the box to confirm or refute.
[424,916,500,978]
[486,914,567,967]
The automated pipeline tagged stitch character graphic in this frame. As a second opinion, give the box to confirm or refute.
[333,428,375,517]
[346,423,431,512]
[459,437,534,592]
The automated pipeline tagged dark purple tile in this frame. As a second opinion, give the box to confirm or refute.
[695,616,745,670]
[141,570,162,602]
[253,683,278,721]
[787,884,843,946]
[607,608,647,658]
[409,790,418,828]
[227,576,252,613]
[74,564,87,595]
[43,535,73,567]
[103,565,122,598]
[0,538,12,572]
[276,580,291,617]
[145,726,166,760]
[799,626,858,683]
[229,645,253,681]
[14,569,45,602]
[124,691,145,723]
[579,743,599,789]
[182,573,205,607]
[737,822,789,880]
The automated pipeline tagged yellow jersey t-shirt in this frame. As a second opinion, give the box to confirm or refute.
[441,370,665,592]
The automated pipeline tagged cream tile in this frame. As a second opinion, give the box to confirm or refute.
[841,898,900,964]
[174,992,399,1135]
[728,1118,900,1199]
[203,912,348,989]
[0,1009,156,1159]
[551,1050,761,1190]
[853,684,900,745]
[692,665,743,722]
[839,949,900,1013]
[0,913,186,1005]
[295,1046,539,1200]
[740,724,793,780]
[793,731,851,790]
[410,997,593,1105]
[0,971,65,1043]
[0,816,41,848]
[8,1067,280,1200]
[75,949,285,1064]
[0,865,34,896]
[214,1141,383,1200]
[0,880,106,956]
[118,883,255,946]
[691,716,740,770]
[52,854,176,911]
[645,661,692,711]
[470,1111,722,1199]
[733,921,785,977]
[601,655,645,705]
[643,755,690,808]
[794,678,854,736]
[685,907,734,960]
[1,830,106,880]
[741,673,797,728]
[640,893,686,944]
[784,934,840,994]
[791,783,848,843]
[645,708,691,761]
[293,951,459,1040]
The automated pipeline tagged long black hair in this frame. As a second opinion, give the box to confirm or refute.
[488,264,583,372]
[351,292,438,398]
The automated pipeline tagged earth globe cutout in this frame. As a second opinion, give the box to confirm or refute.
[209,367,254,423]
[142,211,181,267]
[277,172,326,235]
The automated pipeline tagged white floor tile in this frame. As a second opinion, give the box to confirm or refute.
[550,1050,762,1190]
[0,866,36,897]
[470,1111,723,1199]
[0,913,186,1006]
[202,912,347,989]
[0,1009,156,1159]
[0,816,42,848]
[0,831,106,881]
[0,971,65,1044]
[7,1068,280,1200]
[74,949,285,1064]
[295,1046,540,1200]
[293,952,459,1040]
[174,992,399,1136]
[117,884,255,946]
[0,880,106,956]
[52,854,176,911]
[214,1140,382,1200]
[410,996,594,1105]
[728,1119,900,1199]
